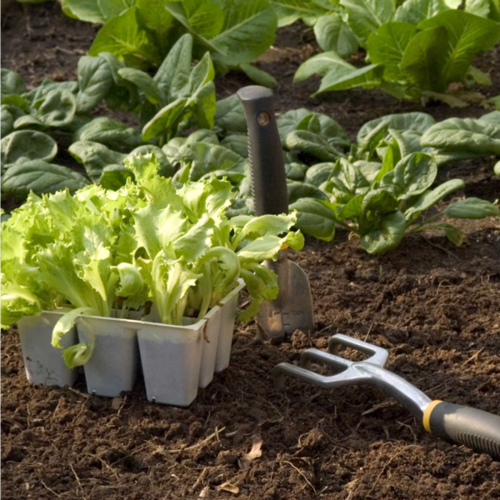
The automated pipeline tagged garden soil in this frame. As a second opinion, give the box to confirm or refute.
[2,3,500,499]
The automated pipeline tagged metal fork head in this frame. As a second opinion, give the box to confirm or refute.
[273,334,389,391]
[271,333,431,420]
[327,334,389,367]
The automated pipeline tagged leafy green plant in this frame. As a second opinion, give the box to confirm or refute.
[308,138,500,253]
[295,4,500,104]
[1,154,304,367]
[57,0,278,86]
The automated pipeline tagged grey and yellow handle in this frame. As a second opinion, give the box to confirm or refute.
[423,400,500,458]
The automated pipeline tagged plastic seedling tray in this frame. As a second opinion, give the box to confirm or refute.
[17,311,78,388]
[198,304,222,389]
[76,314,142,398]
[215,279,245,373]
[137,318,206,406]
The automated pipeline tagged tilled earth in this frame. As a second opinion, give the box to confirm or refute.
[2,2,500,499]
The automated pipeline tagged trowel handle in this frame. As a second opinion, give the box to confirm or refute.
[237,86,288,216]
[423,401,500,459]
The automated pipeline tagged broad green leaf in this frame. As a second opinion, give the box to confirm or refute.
[1,69,26,97]
[467,66,492,86]
[118,68,161,103]
[1,94,29,110]
[421,117,500,155]
[304,162,337,187]
[142,98,190,142]
[136,0,174,42]
[285,130,343,161]
[294,51,353,83]
[418,10,500,87]
[237,232,304,260]
[99,165,134,190]
[394,0,450,25]
[296,113,350,148]
[465,0,490,18]
[221,135,248,157]
[239,63,277,89]
[89,7,162,67]
[207,0,278,67]
[167,0,278,67]
[340,0,395,47]
[154,33,193,100]
[314,13,359,58]
[422,222,465,245]
[270,0,329,27]
[400,26,449,92]
[317,64,384,94]
[133,204,187,258]
[63,0,106,23]
[444,198,500,218]
[29,89,77,128]
[172,216,215,262]
[76,56,114,113]
[69,141,126,181]
[381,152,437,199]
[367,22,418,81]
[289,197,337,241]
[362,188,398,216]
[1,107,14,137]
[128,145,175,177]
[99,0,137,20]
[52,306,97,349]
[72,116,142,148]
[340,194,364,219]
[180,142,246,181]
[1,161,89,198]
[404,178,464,224]
[214,94,247,133]
[357,112,436,146]
[287,180,328,204]
[1,130,57,165]
[1,280,42,330]
[360,210,406,254]
[182,0,225,38]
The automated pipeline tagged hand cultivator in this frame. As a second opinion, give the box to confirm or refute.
[273,333,500,459]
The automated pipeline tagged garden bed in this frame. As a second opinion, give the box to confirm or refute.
[2,2,500,500]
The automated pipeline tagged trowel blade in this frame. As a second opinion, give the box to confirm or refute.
[256,260,315,341]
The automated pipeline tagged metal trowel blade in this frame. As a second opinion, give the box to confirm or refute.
[256,260,315,341]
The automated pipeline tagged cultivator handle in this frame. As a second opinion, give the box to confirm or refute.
[423,401,500,459]
[237,86,288,216]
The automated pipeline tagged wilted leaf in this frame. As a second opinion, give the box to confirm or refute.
[238,436,263,470]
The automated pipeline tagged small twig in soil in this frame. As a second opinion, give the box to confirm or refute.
[167,426,226,453]
[396,420,418,443]
[361,400,396,416]
[282,460,317,494]
[70,463,87,498]
[462,347,484,366]
[41,481,62,498]
[92,455,121,483]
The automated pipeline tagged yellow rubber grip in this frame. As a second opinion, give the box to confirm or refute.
[422,400,443,432]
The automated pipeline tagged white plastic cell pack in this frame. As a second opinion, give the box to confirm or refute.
[16,279,245,406]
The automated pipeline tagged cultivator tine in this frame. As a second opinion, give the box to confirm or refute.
[272,360,365,391]
[299,348,352,371]
[328,334,388,367]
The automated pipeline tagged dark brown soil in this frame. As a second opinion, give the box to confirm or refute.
[2,3,500,500]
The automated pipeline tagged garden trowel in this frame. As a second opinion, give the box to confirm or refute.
[237,86,314,341]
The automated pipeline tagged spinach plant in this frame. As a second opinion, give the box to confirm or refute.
[295,5,500,104]
[315,142,500,253]
[58,0,278,86]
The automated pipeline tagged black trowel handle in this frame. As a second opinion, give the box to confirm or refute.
[237,86,288,216]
